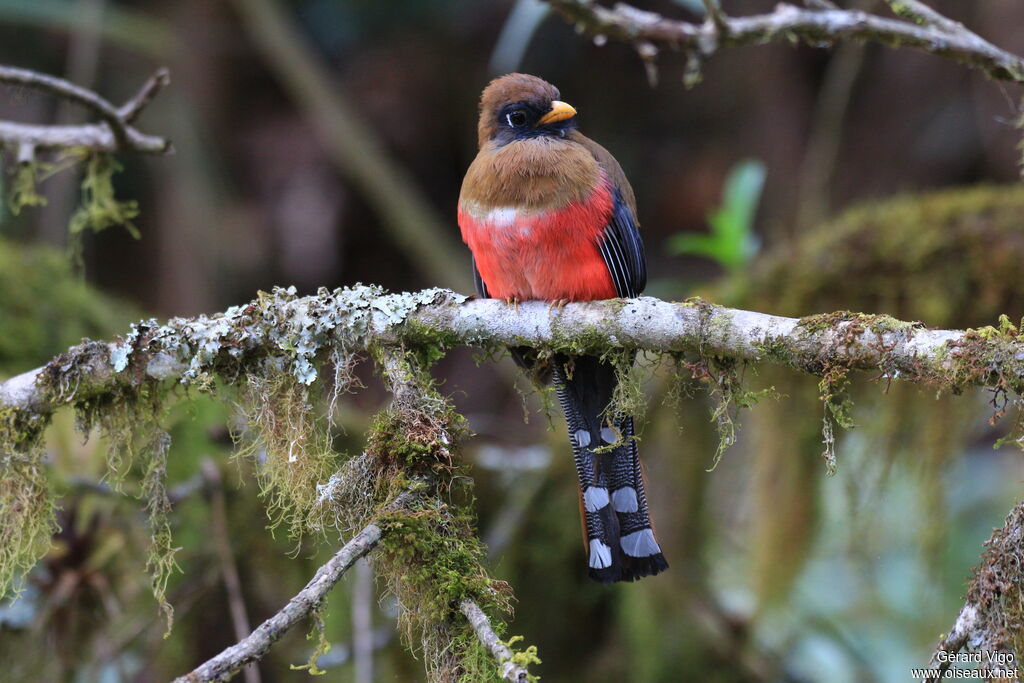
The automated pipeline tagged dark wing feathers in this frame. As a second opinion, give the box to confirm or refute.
[599,191,646,298]
[471,255,489,298]
[570,131,646,299]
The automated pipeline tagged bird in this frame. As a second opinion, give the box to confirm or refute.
[457,73,668,583]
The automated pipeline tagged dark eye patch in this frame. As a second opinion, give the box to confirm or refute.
[506,110,528,127]
[492,100,576,146]
[498,102,537,129]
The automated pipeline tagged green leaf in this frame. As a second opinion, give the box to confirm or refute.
[668,158,766,272]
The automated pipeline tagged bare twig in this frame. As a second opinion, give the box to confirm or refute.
[883,0,961,34]
[0,65,172,153]
[201,460,261,683]
[544,0,1024,82]
[351,559,374,683]
[173,521,384,682]
[117,68,171,123]
[460,599,531,682]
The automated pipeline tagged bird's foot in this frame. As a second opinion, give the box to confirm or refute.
[505,296,520,313]
[547,298,570,315]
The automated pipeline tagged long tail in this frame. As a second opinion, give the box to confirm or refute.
[553,354,668,583]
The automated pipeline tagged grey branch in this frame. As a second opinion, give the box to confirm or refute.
[0,286,1013,419]
[174,521,383,682]
[545,0,1024,82]
[0,65,172,156]
[460,599,530,682]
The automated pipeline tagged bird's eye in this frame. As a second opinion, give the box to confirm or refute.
[506,110,528,127]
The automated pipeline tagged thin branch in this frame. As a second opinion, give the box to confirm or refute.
[173,521,384,682]
[460,599,530,683]
[544,0,1024,82]
[0,65,172,154]
[201,460,261,683]
[0,287,1015,419]
[117,67,171,123]
[882,0,961,34]
[351,559,374,683]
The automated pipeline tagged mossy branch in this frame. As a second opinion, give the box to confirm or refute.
[545,0,1024,83]
[0,288,1019,423]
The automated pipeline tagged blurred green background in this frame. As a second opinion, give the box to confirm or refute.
[2,0,1024,681]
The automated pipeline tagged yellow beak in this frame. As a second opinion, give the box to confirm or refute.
[537,100,577,126]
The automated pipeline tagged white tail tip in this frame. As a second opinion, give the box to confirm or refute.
[621,528,661,558]
[588,539,613,568]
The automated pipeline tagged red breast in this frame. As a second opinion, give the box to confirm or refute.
[458,171,617,301]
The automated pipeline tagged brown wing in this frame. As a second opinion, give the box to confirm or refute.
[570,131,639,219]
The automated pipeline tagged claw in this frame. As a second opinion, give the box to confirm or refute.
[505,296,520,313]
[547,298,570,315]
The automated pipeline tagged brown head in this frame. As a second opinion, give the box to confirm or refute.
[476,73,578,149]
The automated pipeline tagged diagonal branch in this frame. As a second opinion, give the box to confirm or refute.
[544,0,1024,82]
[173,520,384,683]
[0,66,172,156]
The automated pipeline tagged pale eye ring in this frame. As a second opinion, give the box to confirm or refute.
[506,110,528,127]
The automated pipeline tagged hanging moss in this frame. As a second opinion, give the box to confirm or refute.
[234,370,339,541]
[0,411,56,598]
[361,350,534,681]
[290,605,332,675]
[67,154,140,239]
[7,162,47,215]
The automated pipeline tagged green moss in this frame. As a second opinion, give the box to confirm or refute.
[376,493,516,681]
[403,320,461,367]
[0,237,137,375]
[68,154,140,239]
[233,371,339,541]
[549,323,620,357]
[141,430,180,634]
[752,334,796,366]
[733,184,1024,329]
[8,163,47,215]
[817,363,854,475]
[504,635,542,675]
[290,605,331,675]
[363,348,534,681]
[0,439,57,599]
[671,354,778,470]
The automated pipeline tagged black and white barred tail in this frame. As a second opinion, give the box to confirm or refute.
[553,354,668,583]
